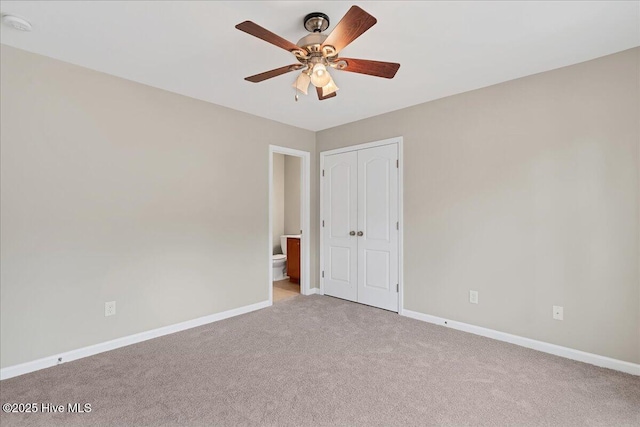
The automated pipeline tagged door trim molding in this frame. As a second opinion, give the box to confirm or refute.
[319,137,404,313]
[269,145,311,303]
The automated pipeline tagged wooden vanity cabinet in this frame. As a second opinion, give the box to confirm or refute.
[287,237,300,284]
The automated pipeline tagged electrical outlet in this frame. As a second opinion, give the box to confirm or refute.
[105,301,116,317]
[553,305,563,320]
[469,290,479,304]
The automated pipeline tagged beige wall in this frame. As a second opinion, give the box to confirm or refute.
[316,48,640,364]
[284,155,301,235]
[0,45,317,368]
[1,43,638,369]
[272,154,285,254]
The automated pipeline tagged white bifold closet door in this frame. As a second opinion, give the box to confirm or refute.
[322,143,399,312]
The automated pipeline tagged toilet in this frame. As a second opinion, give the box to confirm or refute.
[272,253,286,281]
[272,235,300,281]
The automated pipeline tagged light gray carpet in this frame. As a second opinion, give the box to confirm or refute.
[1,295,639,426]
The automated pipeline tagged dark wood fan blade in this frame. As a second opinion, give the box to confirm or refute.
[338,58,400,79]
[322,6,377,53]
[236,21,303,54]
[245,64,304,83]
[316,86,337,100]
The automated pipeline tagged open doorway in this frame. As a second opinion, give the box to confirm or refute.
[268,146,310,304]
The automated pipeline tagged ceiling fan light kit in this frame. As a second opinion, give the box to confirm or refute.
[236,5,400,101]
[310,63,331,87]
[322,75,339,97]
[293,72,311,95]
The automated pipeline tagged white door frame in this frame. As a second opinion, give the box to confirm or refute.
[319,136,405,314]
[268,145,311,305]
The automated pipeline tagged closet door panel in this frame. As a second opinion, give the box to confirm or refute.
[322,151,358,302]
[356,144,399,312]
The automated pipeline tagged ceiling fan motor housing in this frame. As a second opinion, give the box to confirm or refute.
[296,33,328,52]
[303,12,329,33]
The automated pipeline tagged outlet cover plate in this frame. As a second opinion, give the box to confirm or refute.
[105,301,116,317]
[469,290,479,304]
[553,305,563,320]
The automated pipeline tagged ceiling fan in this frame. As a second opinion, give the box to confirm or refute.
[236,5,400,101]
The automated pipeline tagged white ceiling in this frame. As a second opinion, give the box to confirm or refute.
[1,1,638,131]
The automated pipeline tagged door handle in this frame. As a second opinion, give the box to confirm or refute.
[357,231,364,236]
[349,231,356,236]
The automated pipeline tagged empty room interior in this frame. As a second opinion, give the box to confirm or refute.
[0,1,638,426]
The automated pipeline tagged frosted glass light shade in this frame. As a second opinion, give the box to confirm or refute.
[321,75,339,97]
[293,72,311,95]
[310,63,331,87]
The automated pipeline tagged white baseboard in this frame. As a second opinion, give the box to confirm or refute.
[307,287,323,295]
[1,300,271,381]
[402,309,640,376]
